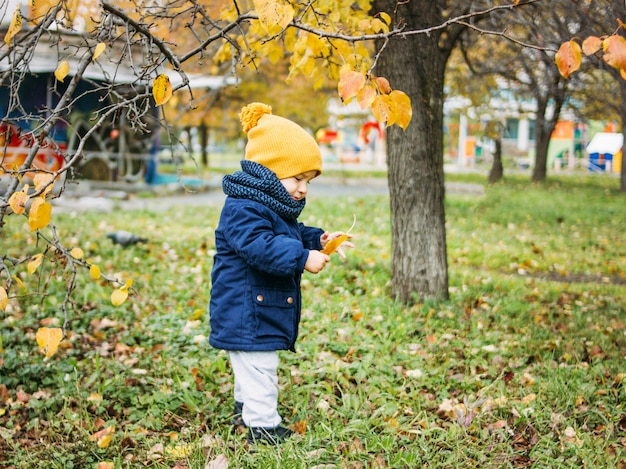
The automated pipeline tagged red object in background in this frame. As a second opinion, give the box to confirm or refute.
[316,129,339,144]
[360,121,383,144]
[0,122,66,177]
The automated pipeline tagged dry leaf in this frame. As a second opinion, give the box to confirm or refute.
[70,247,84,259]
[90,264,101,280]
[8,185,29,215]
[338,70,366,103]
[555,40,582,78]
[111,288,129,306]
[4,6,22,46]
[27,253,44,275]
[0,287,8,312]
[93,42,106,61]
[602,35,626,70]
[28,196,52,231]
[36,327,63,357]
[55,60,70,82]
[205,454,229,469]
[582,36,602,56]
[152,74,173,106]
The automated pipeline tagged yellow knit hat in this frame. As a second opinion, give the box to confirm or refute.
[239,102,322,179]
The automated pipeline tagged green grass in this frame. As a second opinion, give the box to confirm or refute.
[0,173,624,468]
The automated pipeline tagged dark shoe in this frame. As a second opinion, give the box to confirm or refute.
[247,426,293,444]
[231,401,244,426]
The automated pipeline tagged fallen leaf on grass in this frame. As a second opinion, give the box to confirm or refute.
[293,420,307,434]
[92,425,115,449]
[35,327,63,357]
[205,454,228,469]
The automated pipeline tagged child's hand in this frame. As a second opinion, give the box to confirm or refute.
[321,231,354,259]
[305,250,330,273]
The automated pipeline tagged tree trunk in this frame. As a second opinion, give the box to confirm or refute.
[373,0,449,303]
[488,139,503,183]
[532,84,565,182]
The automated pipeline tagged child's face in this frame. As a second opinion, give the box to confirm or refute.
[280,170,318,201]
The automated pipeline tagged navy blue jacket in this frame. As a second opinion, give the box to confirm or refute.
[209,197,324,352]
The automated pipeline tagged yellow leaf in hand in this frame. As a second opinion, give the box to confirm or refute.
[321,214,356,255]
[321,234,348,255]
[36,327,63,357]
[27,253,44,275]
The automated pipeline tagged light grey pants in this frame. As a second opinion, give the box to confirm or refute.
[229,350,282,428]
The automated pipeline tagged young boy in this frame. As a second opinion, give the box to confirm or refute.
[209,102,352,444]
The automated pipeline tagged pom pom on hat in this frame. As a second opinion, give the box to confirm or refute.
[239,102,322,180]
[240,102,272,133]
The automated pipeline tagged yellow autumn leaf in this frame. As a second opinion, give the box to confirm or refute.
[375,76,392,95]
[4,6,22,46]
[92,426,115,449]
[96,463,114,469]
[33,173,55,196]
[0,287,8,312]
[321,234,348,255]
[93,42,106,61]
[338,70,366,103]
[70,247,84,259]
[253,0,294,32]
[582,36,602,56]
[111,288,129,306]
[378,12,391,25]
[27,253,44,275]
[371,94,394,125]
[36,327,63,357]
[165,444,192,458]
[389,89,412,130]
[12,275,25,289]
[55,60,70,82]
[90,264,101,280]
[356,84,377,110]
[555,40,581,78]
[28,196,52,231]
[152,74,173,106]
[321,214,356,255]
[8,185,29,215]
[602,35,626,70]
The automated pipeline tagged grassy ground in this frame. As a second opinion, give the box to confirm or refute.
[0,173,624,468]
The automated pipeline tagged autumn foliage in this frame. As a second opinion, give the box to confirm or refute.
[556,24,626,79]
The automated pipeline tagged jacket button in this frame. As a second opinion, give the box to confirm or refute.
[257,295,264,302]
[286,297,293,304]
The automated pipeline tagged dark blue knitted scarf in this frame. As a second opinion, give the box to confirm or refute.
[222,160,306,220]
